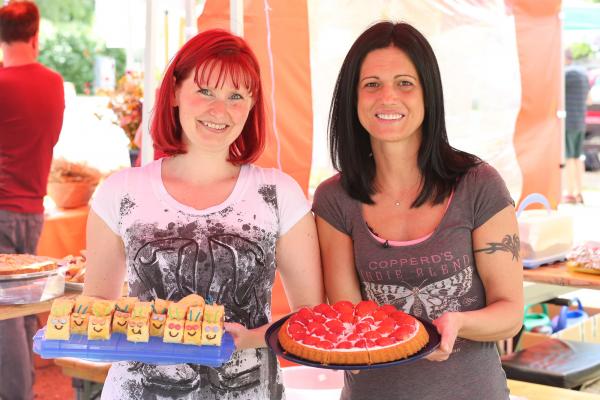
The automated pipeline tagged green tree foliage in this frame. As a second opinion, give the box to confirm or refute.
[36,0,95,25]
[570,42,593,61]
[37,0,126,95]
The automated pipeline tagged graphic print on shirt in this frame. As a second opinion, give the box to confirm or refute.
[110,184,282,399]
[362,266,473,320]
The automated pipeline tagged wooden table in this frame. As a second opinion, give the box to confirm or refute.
[508,379,600,399]
[523,261,600,305]
[524,261,600,288]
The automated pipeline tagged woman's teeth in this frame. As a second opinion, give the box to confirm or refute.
[201,121,227,130]
[376,113,404,120]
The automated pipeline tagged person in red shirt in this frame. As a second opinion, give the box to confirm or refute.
[0,2,64,399]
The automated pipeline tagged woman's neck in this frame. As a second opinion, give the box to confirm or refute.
[164,151,240,186]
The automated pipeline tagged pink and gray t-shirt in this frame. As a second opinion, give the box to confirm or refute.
[313,162,514,400]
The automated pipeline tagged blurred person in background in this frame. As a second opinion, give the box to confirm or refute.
[0,1,64,399]
[562,48,590,204]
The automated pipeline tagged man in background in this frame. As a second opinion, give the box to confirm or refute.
[0,2,64,399]
[563,48,591,204]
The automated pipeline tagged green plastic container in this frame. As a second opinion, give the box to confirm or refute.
[523,304,552,332]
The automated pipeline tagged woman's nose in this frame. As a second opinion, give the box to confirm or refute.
[380,86,398,104]
[208,99,227,116]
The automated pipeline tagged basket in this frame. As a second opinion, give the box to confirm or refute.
[47,181,96,209]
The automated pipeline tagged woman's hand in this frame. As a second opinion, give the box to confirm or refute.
[425,312,462,362]
[223,322,268,351]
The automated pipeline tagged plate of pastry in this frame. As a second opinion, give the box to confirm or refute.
[266,301,440,370]
[33,294,235,366]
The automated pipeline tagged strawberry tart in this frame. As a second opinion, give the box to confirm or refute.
[278,300,429,365]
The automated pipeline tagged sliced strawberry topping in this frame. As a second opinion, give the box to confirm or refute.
[303,336,319,346]
[378,304,397,314]
[332,300,354,314]
[291,331,307,341]
[390,310,413,324]
[375,324,394,335]
[379,317,397,329]
[355,300,378,317]
[312,314,327,324]
[307,322,326,336]
[363,331,382,341]
[325,319,344,334]
[372,310,389,321]
[324,332,340,343]
[297,307,314,321]
[336,341,353,349]
[346,333,361,342]
[354,322,370,334]
[288,323,307,335]
[376,337,395,347]
[354,339,368,348]
[313,303,335,315]
[339,313,355,324]
[392,326,412,341]
[316,340,334,350]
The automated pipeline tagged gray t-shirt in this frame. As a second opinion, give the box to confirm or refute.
[312,162,513,400]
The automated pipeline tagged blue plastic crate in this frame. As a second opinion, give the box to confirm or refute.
[33,327,234,366]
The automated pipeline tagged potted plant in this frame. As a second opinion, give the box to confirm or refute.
[47,158,102,209]
[107,70,143,165]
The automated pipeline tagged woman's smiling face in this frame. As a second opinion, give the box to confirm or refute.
[357,46,425,144]
[175,64,254,155]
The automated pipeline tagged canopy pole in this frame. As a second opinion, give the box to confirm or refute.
[230,0,244,36]
[141,0,157,165]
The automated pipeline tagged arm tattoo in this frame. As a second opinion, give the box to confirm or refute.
[474,234,520,261]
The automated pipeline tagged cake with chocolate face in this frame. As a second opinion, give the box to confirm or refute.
[278,300,429,365]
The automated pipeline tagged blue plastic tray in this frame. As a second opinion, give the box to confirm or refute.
[33,328,234,366]
[522,253,567,269]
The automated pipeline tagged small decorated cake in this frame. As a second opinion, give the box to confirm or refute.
[45,299,75,340]
[88,300,115,340]
[278,300,429,365]
[70,295,94,335]
[112,297,138,334]
[149,299,170,337]
[45,295,226,347]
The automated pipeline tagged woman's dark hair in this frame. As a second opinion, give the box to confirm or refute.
[328,21,480,207]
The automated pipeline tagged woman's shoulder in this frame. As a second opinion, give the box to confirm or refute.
[244,164,300,186]
[314,173,343,195]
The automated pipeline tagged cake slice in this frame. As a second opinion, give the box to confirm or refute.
[163,302,188,343]
[70,295,95,335]
[149,299,170,337]
[87,300,115,340]
[112,297,138,334]
[184,306,204,345]
[45,298,75,340]
[127,302,152,343]
[201,304,225,346]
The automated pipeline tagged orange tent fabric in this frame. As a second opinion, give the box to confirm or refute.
[197,0,313,317]
[197,1,313,196]
[510,0,563,207]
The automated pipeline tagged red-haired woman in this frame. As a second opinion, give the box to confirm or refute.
[83,29,324,399]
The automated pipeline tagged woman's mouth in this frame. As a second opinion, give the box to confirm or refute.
[200,120,228,131]
[375,113,404,121]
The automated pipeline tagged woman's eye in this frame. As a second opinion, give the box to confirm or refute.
[198,88,211,96]
[229,93,243,100]
[398,80,413,87]
[364,81,379,88]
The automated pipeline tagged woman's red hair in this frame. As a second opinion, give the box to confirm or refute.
[151,29,266,164]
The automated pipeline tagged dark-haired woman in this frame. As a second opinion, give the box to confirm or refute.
[313,21,522,399]
[83,29,324,399]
